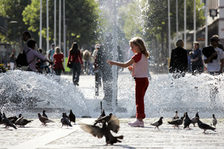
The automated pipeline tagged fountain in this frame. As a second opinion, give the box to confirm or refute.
[0,70,90,117]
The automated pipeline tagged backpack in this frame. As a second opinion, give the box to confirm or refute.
[16,49,30,67]
[202,46,217,62]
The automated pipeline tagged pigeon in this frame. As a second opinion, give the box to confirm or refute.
[42,110,48,118]
[196,117,216,133]
[94,109,106,126]
[173,111,179,120]
[0,112,3,124]
[184,112,192,129]
[80,113,123,145]
[168,116,184,128]
[191,112,199,127]
[15,114,32,127]
[7,115,18,124]
[61,113,72,127]
[14,114,23,124]
[151,117,163,129]
[15,118,32,127]
[99,109,106,119]
[69,110,76,124]
[212,114,217,127]
[94,113,113,126]
[2,113,17,129]
[38,113,53,125]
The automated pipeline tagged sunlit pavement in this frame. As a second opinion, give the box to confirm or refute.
[1,118,224,149]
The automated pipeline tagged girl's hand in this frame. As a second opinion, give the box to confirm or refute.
[107,60,114,65]
[128,66,133,71]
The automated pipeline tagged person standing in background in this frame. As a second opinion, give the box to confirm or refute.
[92,44,102,96]
[169,39,188,78]
[67,42,83,86]
[53,47,64,75]
[48,43,55,62]
[9,51,16,70]
[203,35,224,75]
[190,42,203,74]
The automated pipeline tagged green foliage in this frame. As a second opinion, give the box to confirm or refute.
[22,0,41,32]
[0,0,30,43]
[119,1,144,40]
[22,0,100,48]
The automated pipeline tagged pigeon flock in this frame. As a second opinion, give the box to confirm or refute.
[167,111,216,133]
[0,109,76,129]
[0,109,219,146]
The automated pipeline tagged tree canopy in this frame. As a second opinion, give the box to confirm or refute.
[0,0,100,49]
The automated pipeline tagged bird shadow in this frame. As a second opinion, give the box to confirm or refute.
[202,131,218,135]
[93,144,136,149]
[113,144,136,149]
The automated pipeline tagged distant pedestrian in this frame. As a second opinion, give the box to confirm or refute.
[67,42,83,86]
[48,43,55,62]
[107,37,149,127]
[9,51,16,70]
[83,49,91,75]
[203,35,224,75]
[53,47,64,75]
[190,42,203,74]
[26,40,49,72]
[92,44,102,96]
[169,39,188,78]
[203,35,224,105]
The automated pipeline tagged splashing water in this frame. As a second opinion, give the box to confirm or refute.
[1,70,224,118]
[116,72,224,118]
[0,70,89,117]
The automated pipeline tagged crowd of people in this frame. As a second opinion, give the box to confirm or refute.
[3,31,114,86]
[169,34,224,77]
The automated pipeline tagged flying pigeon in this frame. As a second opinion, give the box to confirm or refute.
[80,113,123,145]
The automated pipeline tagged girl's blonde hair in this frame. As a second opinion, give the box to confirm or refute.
[129,37,149,58]
[55,47,61,54]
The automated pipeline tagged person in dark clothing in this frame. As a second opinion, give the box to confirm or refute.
[190,42,204,74]
[169,39,188,78]
[67,42,83,86]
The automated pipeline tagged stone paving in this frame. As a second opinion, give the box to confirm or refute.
[1,118,224,149]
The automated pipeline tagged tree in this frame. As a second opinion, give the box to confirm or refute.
[22,0,100,49]
[0,0,30,44]
[143,0,205,70]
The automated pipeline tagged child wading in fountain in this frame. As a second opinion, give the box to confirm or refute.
[107,37,149,127]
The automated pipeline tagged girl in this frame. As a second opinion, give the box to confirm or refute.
[53,47,64,75]
[67,42,83,86]
[107,37,149,127]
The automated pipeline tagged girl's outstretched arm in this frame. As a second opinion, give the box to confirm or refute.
[107,59,134,68]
